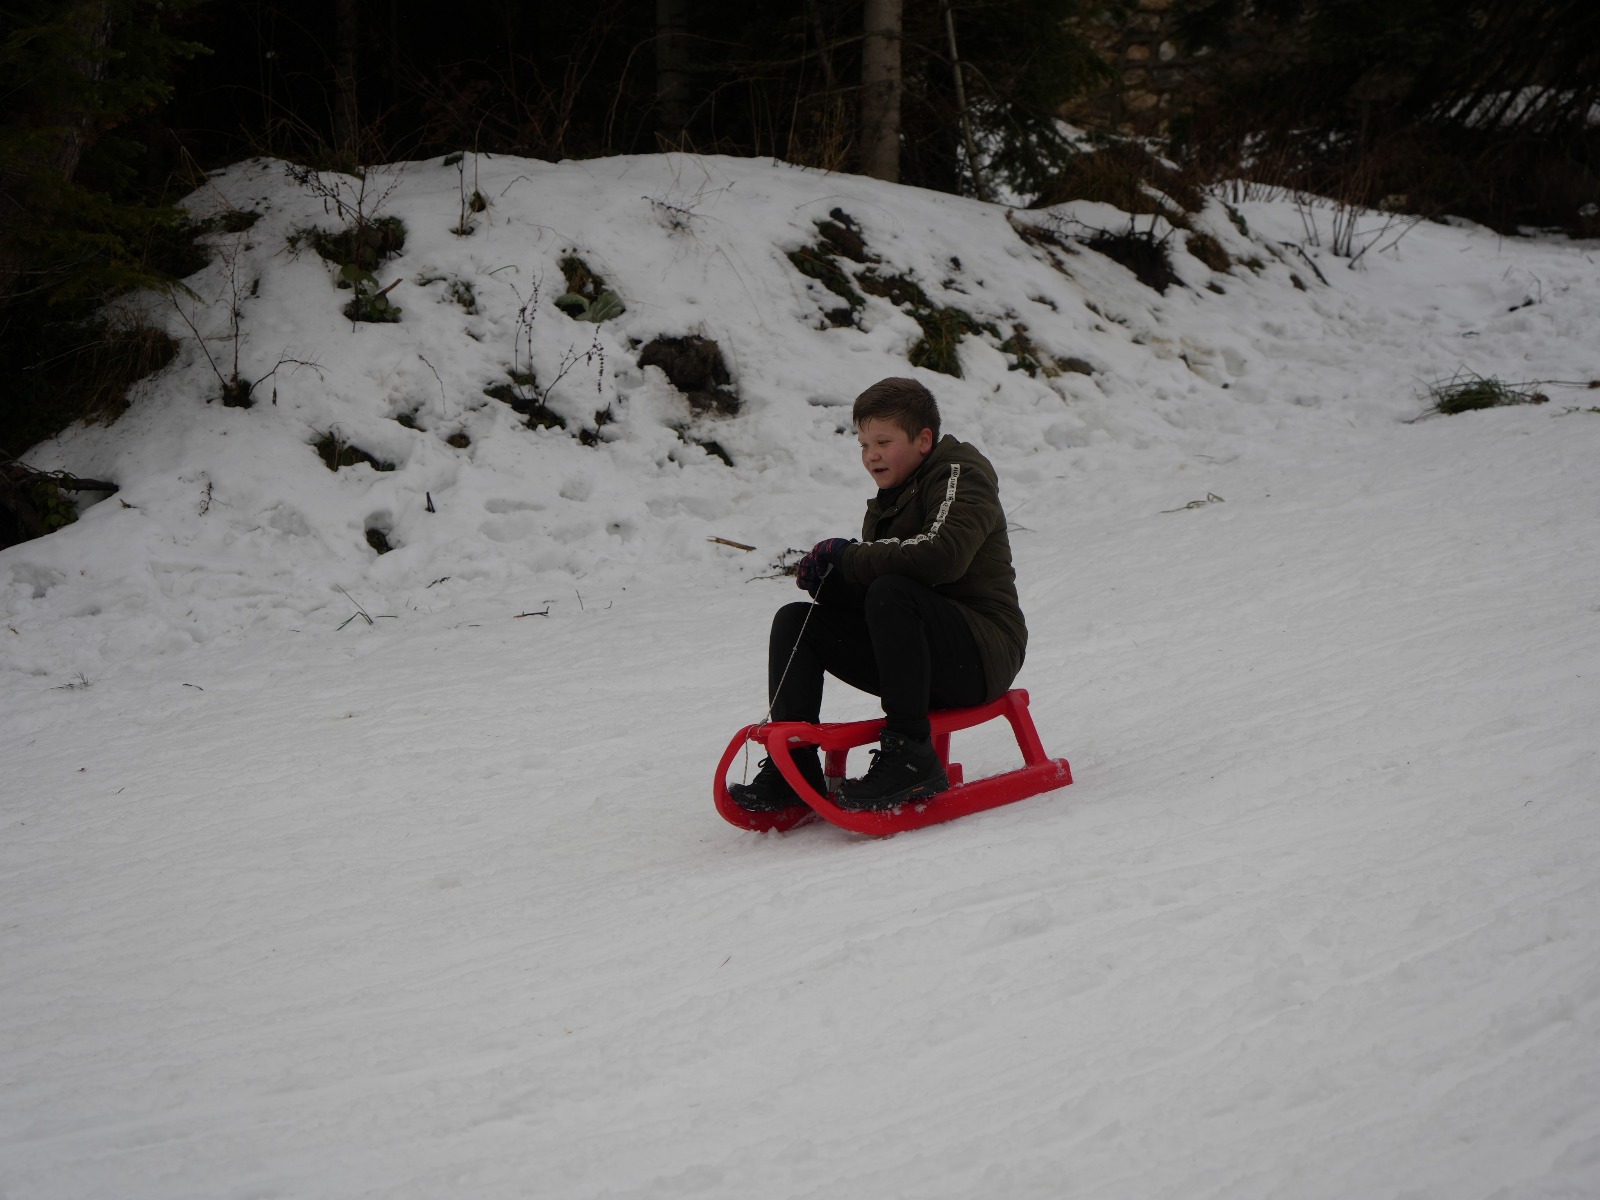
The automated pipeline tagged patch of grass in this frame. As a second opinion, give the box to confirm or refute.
[313,432,396,471]
[785,211,877,328]
[87,323,180,421]
[998,324,1077,378]
[447,278,477,313]
[1418,372,1548,418]
[998,324,1044,377]
[787,246,863,326]
[291,216,406,272]
[909,305,987,378]
[859,270,989,378]
[815,209,872,263]
[1186,232,1233,272]
[859,269,929,310]
[559,254,604,299]
[290,217,406,323]
[785,216,997,378]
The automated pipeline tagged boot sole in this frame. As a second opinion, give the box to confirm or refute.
[727,787,809,814]
[835,774,950,812]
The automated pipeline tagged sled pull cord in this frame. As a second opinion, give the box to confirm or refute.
[762,564,829,728]
[740,566,830,784]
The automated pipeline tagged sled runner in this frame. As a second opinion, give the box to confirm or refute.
[714,688,1072,836]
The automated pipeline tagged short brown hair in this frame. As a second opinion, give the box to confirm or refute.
[851,377,940,443]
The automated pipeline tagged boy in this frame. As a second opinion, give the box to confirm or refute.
[730,377,1028,812]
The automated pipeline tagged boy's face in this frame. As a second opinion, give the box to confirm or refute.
[857,418,934,489]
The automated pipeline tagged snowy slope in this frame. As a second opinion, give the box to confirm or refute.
[3,154,1600,1199]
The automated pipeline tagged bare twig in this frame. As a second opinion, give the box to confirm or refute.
[333,585,394,629]
[1161,493,1225,513]
[417,354,448,406]
[1283,243,1330,287]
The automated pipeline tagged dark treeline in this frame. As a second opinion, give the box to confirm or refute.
[1167,0,1600,238]
[0,0,1101,459]
[2,0,1598,469]
[159,0,1098,194]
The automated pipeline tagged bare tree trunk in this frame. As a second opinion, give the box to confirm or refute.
[333,0,360,162]
[656,0,692,147]
[941,0,987,201]
[860,0,902,182]
[53,3,114,177]
[806,0,836,91]
[0,1,113,305]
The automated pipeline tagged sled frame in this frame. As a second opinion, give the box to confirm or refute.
[714,688,1072,836]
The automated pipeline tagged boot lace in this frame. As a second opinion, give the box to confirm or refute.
[856,745,894,786]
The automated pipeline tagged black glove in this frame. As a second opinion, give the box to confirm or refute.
[796,537,854,595]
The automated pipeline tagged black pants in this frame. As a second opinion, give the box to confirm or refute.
[767,574,989,741]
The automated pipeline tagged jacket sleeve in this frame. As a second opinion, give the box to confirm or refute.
[841,461,1000,587]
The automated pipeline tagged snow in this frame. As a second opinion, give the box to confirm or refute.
[4,152,1600,1198]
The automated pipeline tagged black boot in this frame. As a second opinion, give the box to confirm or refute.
[836,731,949,810]
[728,748,826,812]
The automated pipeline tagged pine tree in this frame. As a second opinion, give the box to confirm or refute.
[0,0,205,451]
[0,0,206,306]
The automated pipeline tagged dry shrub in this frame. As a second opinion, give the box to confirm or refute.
[1031,142,1203,224]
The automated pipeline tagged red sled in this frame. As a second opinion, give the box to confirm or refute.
[714,688,1072,836]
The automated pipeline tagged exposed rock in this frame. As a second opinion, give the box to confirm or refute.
[638,335,740,415]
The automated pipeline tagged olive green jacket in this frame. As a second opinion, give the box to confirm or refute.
[839,434,1027,699]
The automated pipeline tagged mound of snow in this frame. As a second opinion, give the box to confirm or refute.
[12,153,1594,675]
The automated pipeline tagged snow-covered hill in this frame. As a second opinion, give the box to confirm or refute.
[3,153,1599,1199]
